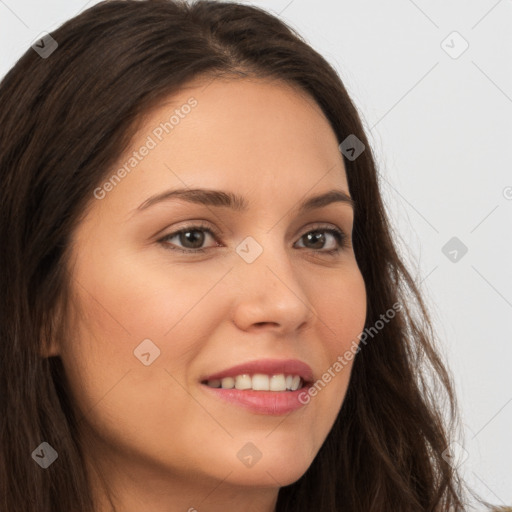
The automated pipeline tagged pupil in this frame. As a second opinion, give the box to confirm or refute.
[181,230,204,248]
[306,231,324,249]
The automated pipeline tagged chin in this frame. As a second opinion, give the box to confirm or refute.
[223,463,310,489]
[225,449,315,488]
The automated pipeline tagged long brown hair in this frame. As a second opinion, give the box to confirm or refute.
[0,0,490,510]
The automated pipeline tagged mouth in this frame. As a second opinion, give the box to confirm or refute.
[198,358,315,415]
[201,373,311,392]
[199,358,314,389]
[199,377,313,415]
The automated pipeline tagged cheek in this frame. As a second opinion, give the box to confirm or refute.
[302,267,366,422]
[60,279,206,465]
[61,251,233,431]
[313,266,367,352]
[88,246,234,340]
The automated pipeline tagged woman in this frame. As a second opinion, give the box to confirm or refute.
[0,0,490,510]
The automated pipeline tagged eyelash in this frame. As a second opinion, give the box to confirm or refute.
[158,222,349,256]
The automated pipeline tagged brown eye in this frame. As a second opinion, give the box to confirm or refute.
[295,227,347,254]
[158,223,348,255]
[159,224,220,253]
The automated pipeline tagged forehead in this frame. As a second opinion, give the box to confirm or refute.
[95,76,350,216]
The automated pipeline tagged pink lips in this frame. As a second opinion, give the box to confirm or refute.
[200,358,314,415]
[200,358,314,383]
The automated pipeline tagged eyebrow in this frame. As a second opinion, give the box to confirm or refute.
[134,187,355,215]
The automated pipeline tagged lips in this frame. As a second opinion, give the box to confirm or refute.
[200,358,314,383]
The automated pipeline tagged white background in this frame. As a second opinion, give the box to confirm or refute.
[1,0,511,508]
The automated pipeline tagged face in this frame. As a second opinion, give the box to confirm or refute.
[51,77,367,504]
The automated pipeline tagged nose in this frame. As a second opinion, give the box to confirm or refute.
[230,237,316,335]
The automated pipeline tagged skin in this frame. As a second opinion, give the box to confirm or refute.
[46,76,367,512]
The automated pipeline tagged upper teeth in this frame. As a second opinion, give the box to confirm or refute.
[205,374,303,391]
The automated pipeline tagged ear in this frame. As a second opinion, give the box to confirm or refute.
[39,326,61,358]
[38,307,63,358]
[39,336,60,358]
